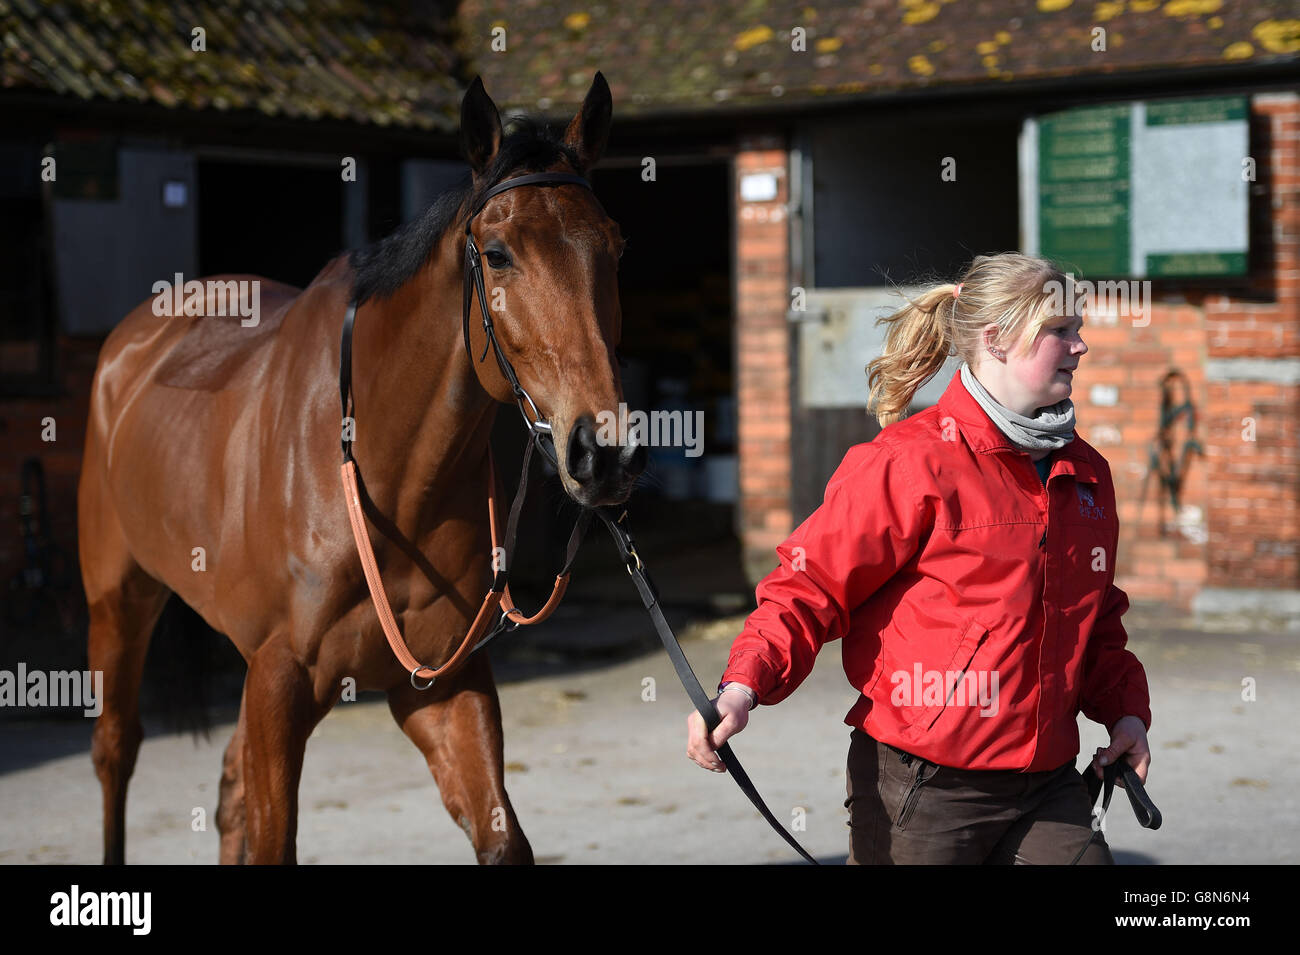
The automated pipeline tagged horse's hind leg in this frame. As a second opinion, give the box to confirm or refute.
[387,652,533,864]
[81,482,170,864]
[217,685,249,863]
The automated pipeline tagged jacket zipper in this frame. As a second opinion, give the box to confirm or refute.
[897,766,928,830]
[1034,470,1051,769]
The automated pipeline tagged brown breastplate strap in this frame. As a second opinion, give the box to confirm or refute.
[340,445,570,685]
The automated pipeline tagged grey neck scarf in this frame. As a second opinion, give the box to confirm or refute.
[959,362,1076,451]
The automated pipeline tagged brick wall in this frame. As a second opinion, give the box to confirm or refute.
[734,138,793,585]
[1199,92,1300,609]
[1070,92,1299,614]
[1078,303,1210,609]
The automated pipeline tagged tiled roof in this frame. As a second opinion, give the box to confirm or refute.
[0,0,463,129]
[457,0,1300,116]
[4,1,1297,128]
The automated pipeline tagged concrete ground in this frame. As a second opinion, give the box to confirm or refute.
[2,586,1296,865]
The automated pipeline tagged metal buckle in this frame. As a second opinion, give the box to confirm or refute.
[516,389,552,435]
[499,608,523,632]
[410,666,436,691]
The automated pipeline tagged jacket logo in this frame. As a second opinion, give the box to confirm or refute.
[1076,484,1105,520]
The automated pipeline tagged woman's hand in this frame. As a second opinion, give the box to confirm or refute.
[1090,714,1151,786]
[686,685,753,772]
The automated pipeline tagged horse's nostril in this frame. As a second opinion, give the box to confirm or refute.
[568,417,645,492]
[567,416,603,483]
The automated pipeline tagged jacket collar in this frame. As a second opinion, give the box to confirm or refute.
[934,368,1099,484]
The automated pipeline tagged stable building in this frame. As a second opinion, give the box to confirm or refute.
[2,1,1299,636]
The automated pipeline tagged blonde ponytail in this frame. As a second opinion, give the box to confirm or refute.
[866,285,959,428]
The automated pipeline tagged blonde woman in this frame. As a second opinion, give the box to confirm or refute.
[687,253,1152,864]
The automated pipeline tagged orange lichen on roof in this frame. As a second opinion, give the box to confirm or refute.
[734,25,774,50]
[1095,2,1126,22]
[816,36,843,52]
[1163,0,1222,16]
[908,53,934,74]
[1038,0,1073,12]
[1222,40,1254,58]
[1252,19,1300,53]
[902,0,942,26]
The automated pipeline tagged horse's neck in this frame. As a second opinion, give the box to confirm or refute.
[350,256,497,535]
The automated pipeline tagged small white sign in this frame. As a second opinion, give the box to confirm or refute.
[162,180,188,209]
[740,172,777,203]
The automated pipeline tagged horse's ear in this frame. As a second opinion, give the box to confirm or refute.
[562,72,612,173]
[460,76,502,177]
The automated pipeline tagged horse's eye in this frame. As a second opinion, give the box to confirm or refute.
[484,249,510,269]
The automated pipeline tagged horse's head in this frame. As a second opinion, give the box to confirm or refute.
[460,72,645,509]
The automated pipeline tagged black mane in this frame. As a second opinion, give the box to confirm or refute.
[348,118,584,305]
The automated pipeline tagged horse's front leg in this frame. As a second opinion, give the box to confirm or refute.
[241,634,330,864]
[387,651,533,864]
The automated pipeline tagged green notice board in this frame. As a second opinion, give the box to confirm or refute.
[1027,95,1249,278]
[1038,105,1131,277]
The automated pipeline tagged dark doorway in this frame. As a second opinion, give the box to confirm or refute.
[594,159,735,506]
[197,161,343,288]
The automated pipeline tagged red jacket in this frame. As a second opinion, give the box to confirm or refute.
[721,371,1152,772]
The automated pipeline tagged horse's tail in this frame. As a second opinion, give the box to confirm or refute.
[141,594,224,742]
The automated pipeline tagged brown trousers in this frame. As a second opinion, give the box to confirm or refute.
[845,728,1115,865]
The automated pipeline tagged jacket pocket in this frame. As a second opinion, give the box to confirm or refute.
[914,617,990,733]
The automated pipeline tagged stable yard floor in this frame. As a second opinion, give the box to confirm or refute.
[1,602,1296,864]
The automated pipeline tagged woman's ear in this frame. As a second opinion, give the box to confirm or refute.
[982,324,1004,359]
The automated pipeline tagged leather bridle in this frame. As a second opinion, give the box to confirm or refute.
[337,169,818,864]
[338,172,594,692]
[461,170,593,459]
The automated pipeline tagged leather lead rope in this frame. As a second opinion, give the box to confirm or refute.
[1069,757,1162,865]
[594,505,821,865]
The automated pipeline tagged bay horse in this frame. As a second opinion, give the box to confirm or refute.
[78,72,643,863]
